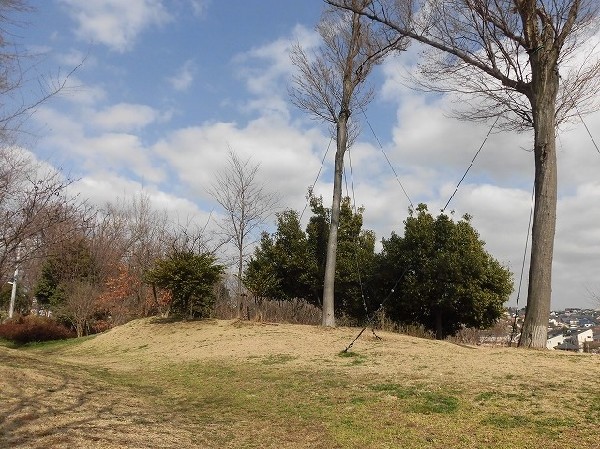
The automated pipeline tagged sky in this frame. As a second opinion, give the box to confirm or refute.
[10,0,600,310]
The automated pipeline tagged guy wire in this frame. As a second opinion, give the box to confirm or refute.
[441,116,499,213]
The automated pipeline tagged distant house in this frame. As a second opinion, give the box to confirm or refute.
[548,318,561,327]
[572,329,594,349]
[546,329,565,350]
[579,317,596,328]
[555,328,594,352]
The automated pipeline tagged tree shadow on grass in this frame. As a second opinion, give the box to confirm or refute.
[0,347,197,448]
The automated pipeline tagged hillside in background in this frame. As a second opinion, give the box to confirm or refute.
[2,318,600,448]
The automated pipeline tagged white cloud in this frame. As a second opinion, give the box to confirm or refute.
[152,115,326,210]
[233,25,320,117]
[91,103,160,131]
[59,0,172,52]
[60,76,107,106]
[168,60,196,92]
[85,133,164,183]
[56,49,97,68]
[34,106,164,184]
[72,173,212,226]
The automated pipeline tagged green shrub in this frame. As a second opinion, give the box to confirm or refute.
[0,315,75,343]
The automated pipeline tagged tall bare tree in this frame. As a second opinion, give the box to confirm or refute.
[209,150,278,319]
[0,147,89,288]
[327,0,600,347]
[290,1,406,326]
[0,0,81,313]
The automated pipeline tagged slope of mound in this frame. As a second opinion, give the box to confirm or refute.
[62,317,594,386]
[4,318,600,448]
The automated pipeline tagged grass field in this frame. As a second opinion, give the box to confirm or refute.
[1,318,600,448]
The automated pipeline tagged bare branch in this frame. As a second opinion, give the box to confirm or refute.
[209,149,279,318]
[327,0,600,129]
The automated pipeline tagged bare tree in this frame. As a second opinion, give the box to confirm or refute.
[0,147,90,288]
[0,0,82,312]
[61,280,99,337]
[85,192,182,322]
[327,0,600,347]
[209,150,278,319]
[290,1,406,326]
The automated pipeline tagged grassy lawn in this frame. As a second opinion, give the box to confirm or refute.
[1,319,599,448]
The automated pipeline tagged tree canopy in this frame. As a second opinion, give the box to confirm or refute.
[376,204,513,339]
[145,251,224,320]
[245,196,376,321]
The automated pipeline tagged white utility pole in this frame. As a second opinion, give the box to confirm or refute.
[8,247,20,319]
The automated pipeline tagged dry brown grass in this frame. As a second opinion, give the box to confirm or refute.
[2,318,600,448]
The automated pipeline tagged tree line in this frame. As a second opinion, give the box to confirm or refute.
[244,195,513,339]
[1,143,512,340]
[317,0,600,348]
[3,0,599,348]
[0,145,228,336]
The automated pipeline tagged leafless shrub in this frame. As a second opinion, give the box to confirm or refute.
[213,297,322,325]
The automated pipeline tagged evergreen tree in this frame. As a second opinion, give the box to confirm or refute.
[245,210,315,303]
[331,198,376,320]
[146,251,224,319]
[245,200,375,321]
[34,238,98,309]
[376,204,513,339]
[244,232,281,302]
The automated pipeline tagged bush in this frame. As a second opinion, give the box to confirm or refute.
[0,315,75,343]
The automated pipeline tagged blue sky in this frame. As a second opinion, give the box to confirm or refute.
[13,0,600,310]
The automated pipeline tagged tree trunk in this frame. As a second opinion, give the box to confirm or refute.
[322,112,349,327]
[435,309,443,340]
[519,50,559,349]
[237,247,244,320]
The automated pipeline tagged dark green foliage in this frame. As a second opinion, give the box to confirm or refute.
[376,204,513,339]
[245,210,315,302]
[273,210,317,301]
[332,197,376,319]
[0,315,75,343]
[306,194,376,319]
[305,195,330,299]
[34,260,65,307]
[146,251,224,319]
[245,196,376,320]
[34,238,99,308]
[243,233,281,301]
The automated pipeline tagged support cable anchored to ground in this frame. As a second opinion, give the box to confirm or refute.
[300,137,334,221]
[342,266,410,353]
[441,116,499,213]
[510,184,535,345]
[341,149,412,352]
[344,147,372,328]
[360,106,414,208]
